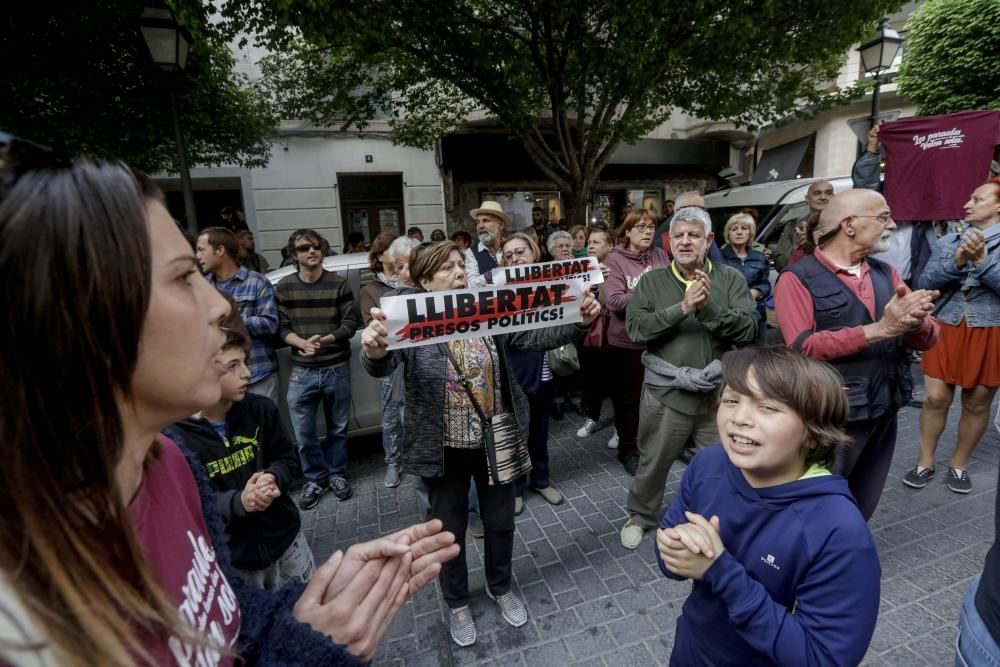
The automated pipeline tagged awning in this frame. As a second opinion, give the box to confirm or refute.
[751,135,813,184]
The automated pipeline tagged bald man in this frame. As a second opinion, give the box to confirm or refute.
[656,191,704,238]
[774,189,940,520]
[773,180,835,270]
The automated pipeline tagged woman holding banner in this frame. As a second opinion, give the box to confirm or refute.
[603,209,670,475]
[361,240,601,648]
[500,232,564,515]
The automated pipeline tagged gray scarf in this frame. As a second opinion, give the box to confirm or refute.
[377,272,400,289]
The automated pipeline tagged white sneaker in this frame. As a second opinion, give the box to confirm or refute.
[607,430,619,449]
[576,418,602,438]
[620,517,644,550]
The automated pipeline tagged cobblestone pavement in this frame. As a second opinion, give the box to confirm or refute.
[300,367,999,666]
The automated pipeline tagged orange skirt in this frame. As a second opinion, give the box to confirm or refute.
[921,318,1000,389]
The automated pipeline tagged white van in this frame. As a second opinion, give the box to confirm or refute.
[703,177,854,253]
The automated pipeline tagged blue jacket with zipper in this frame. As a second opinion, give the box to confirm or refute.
[658,445,880,667]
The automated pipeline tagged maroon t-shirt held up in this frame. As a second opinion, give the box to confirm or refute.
[880,110,1000,221]
[127,436,242,666]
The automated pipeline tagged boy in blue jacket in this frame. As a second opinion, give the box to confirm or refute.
[656,346,880,667]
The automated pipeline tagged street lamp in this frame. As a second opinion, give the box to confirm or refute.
[140,2,197,230]
[857,18,904,129]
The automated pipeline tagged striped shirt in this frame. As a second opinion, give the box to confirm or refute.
[207,266,278,383]
[276,270,360,367]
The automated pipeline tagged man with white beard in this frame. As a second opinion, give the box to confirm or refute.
[464,200,510,287]
[774,189,940,520]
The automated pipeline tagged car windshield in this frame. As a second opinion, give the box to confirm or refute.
[759,201,808,249]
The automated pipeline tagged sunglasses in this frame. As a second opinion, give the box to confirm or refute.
[0,131,67,203]
[294,243,323,253]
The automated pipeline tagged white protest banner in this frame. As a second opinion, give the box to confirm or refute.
[380,279,588,349]
[491,256,603,287]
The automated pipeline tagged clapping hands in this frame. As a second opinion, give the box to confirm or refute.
[292,519,459,661]
[241,471,280,513]
[681,270,711,315]
[955,228,987,268]
[657,512,725,580]
[878,285,939,337]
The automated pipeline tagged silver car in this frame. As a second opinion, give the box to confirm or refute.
[266,253,382,438]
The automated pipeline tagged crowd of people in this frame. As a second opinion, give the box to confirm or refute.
[2,125,1000,666]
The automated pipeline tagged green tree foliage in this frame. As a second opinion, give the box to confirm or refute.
[896,0,1000,116]
[0,1,277,173]
[232,0,899,222]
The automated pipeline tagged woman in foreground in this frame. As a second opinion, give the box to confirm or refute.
[0,156,457,666]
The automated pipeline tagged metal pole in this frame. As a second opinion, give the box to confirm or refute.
[870,73,882,130]
[168,85,197,231]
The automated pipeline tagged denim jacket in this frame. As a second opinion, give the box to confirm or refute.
[917,227,1000,327]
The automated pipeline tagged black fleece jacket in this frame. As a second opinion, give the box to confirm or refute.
[168,393,302,572]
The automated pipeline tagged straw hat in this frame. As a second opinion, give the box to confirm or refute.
[469,200,512,226]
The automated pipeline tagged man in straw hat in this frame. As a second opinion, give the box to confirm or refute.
[774,188,940,520]
[465,200,512,287]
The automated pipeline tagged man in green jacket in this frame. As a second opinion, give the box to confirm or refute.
[620,206,758,550]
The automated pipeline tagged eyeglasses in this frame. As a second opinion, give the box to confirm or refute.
[294,243,322,253]
[633,224,656,233]
[0,131,67,203]
[503,247,531,260]
[852,212,892,225]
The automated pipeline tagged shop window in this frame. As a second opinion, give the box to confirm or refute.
[480,190,562,228]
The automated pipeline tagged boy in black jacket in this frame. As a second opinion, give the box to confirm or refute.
[172,309,315,590]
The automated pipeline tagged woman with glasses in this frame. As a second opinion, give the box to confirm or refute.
[718,213,770,343]
[361,240,601,648]
[603,209,670,475]
[907,177,1000,495]
[500,233,565,515]
[0,157,458,666]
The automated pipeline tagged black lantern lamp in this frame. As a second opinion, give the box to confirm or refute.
[139,2,197,229]
[857,18,903,128]
[140,4,192,72]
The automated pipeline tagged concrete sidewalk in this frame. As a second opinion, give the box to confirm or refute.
[301,369,998,666]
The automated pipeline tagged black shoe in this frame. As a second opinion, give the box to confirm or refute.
[677,448,696,465]
[622,455,639,477]
[902,466,935,489]
[299,481,328,510]
[552,403,565,420]
[329,475,352,500]
[468,511,485,538]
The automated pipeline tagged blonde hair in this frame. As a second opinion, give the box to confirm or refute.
[723,213,756,245]
[501,232,541,265]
